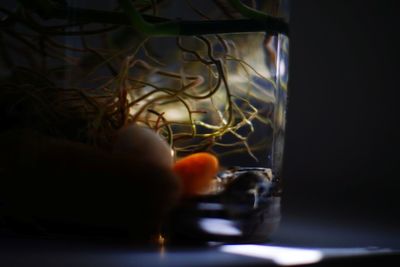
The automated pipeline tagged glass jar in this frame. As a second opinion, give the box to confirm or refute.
[0,0,288,244]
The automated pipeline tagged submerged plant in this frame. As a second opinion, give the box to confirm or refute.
[0,0,288,162]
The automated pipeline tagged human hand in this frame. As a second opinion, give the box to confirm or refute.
[0,126,181,243]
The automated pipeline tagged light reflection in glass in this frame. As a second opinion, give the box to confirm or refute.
[198,218,242,236]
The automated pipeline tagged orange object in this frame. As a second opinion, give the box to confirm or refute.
[173,152,219,196]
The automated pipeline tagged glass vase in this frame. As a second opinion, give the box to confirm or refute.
[0,0,289,244]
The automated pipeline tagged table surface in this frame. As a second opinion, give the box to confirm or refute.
[1,215,399,267]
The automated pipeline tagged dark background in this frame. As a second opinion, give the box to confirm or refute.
[281,0,400,236]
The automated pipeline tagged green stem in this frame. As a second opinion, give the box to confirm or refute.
[118,0,179,36]
[13,1,288,35]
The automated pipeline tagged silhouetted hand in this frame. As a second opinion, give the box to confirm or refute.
[0,127,181,243]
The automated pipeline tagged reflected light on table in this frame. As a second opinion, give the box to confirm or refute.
[220,245,323,266]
